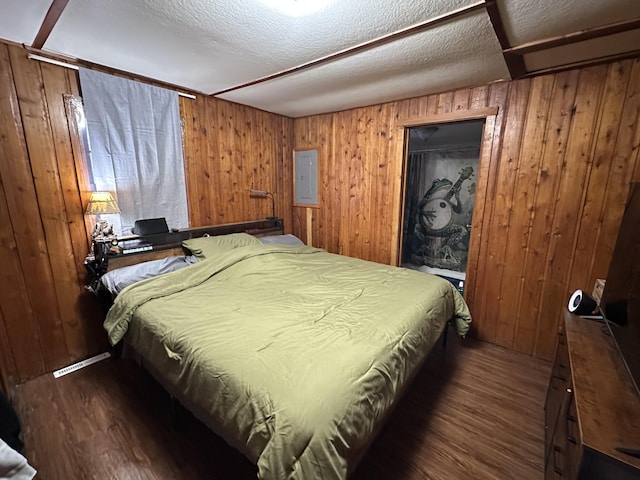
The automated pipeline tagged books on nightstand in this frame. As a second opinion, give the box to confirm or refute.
[118,239,153,255]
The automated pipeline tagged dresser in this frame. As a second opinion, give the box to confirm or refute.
[544,310,640,479]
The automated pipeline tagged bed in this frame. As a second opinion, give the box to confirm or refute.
[102,232,471,479]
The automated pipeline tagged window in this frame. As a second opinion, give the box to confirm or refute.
[78,68,188,235]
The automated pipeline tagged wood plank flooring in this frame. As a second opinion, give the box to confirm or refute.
[11,336,550,479]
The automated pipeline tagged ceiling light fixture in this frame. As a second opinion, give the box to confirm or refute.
[259,0,335,17]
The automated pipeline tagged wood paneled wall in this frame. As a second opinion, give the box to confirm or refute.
[181,95,293,229]
[0,43,293,386]
[293,59,640,360]
[1,37,638,388]
[0,43,105,389]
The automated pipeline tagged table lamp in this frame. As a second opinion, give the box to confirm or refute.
[85,191,121,239]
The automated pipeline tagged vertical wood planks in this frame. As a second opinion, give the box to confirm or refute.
[470,86,489,109]
[179,95,195,221]
[510,71,578,353]
[568,62,631,290]
[437,92,454,114]
[535,67,606,358]
[0,170,45,380]
[474,79,530,343]
[377,102,397,264]
[292,114,332,249]
[0,308,16,392]
[0,45,64,375]
[39,62,95,362]
[498,74,555,349]
[2,35,640,388]
[1,43,113,384]
[453,89,470,111]
[589,59,640,283]
[361,108,374,261]
[44,76,89,284]
[182,95,293,228]
[186,94,206,224]
[9,46,75,368]
[278,115,294,232]
[292,61,640,360]
[0,43,295,384]
[467,82,510,336]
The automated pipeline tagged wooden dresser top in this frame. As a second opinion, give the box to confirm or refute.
[564,310,640,471]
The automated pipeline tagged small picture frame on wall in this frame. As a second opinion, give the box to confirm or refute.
[294,148,319,207]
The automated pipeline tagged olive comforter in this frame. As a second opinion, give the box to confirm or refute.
[104,241,471,479]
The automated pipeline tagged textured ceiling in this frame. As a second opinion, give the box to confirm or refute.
[219,11,508,117]
[498,0,637,44]
[0,0,51,45]
[45,0,479,94]
[0,0,638,118]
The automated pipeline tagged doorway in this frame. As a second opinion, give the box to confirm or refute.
[401,120,484,284]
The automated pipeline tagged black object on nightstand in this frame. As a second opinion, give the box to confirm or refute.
[131,217,169,235]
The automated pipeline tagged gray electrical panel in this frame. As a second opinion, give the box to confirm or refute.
[294,149,318,206]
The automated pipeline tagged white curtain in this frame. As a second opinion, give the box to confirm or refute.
[79,68,189,234]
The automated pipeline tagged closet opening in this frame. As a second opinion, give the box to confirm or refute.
[400,119,485,288]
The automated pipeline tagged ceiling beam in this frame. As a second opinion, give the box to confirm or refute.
[483,0,510,49]
[212,0,487,96]
[32,0,69,50]
[24,46,202,98]
[524,49,640,78]
[504,17,640,56]
[484,0,526,79]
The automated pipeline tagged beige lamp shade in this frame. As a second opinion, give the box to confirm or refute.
[85,191,121,215]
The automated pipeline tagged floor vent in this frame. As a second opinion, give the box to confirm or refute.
[53,352,111,378]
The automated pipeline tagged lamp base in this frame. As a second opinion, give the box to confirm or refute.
[92,220,115,239]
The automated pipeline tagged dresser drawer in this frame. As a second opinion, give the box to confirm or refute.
[546,382,577,480]
[552,333,570,383]
[564,392,582,479]
[545,448,566,479]
[545,375,566,452]
[545,332,571,462]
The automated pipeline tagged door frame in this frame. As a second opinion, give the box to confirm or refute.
[391,107,499,307]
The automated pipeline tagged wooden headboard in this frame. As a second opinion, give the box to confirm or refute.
[85,218,284,288]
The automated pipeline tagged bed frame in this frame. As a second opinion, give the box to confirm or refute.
[85,217,284,290]
[95,218,460,478]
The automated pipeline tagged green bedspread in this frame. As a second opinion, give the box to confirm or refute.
[104,244,471,479]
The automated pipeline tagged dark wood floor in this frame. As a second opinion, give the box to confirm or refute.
[11,336,550,479]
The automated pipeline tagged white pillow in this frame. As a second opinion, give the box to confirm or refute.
[259,234,304,245]
[100,255,197,295]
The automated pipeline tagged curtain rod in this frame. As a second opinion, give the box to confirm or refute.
[27,53,197,100]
